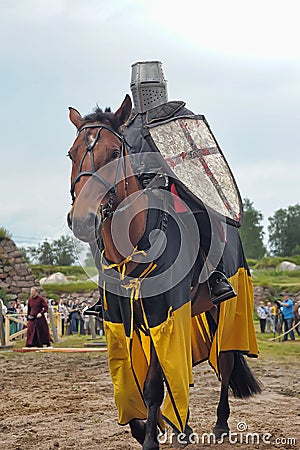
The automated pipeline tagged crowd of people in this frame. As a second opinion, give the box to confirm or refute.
[0,289,104,345]
[1,288,299,344]
[256,295,300,341]
[52,297,104,337]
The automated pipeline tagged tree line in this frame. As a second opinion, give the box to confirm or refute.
[20,235,79,266]
[239,200,300,259]
[15,201,300,265]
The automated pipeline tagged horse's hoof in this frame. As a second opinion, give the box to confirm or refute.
[142,438,159,450]
[212,426,230,440]
[129,419,146,445]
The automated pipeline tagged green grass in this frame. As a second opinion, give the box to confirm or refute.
[250,255,300,269]
[28,258,300,297]
[8,333,107,351]
[42,280,98,298]
[30,264,97,280]
[0,227,12,239]
[255,327,299,361]
[252,269,300,293]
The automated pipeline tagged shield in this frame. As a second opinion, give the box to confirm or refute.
[147,115,243,225]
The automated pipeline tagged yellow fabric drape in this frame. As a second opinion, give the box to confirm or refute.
[150,301,192,432]
[104,321,149,425]
[104,301,193,433]
[209,267,258,377]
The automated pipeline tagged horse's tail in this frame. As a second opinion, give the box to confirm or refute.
[229,352,262,399]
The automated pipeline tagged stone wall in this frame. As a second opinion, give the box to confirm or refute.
[0,238,40,301]
[59,290,99,304]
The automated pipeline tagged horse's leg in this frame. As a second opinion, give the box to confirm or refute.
[142,342,164,450]
[129,419,146,445]
[213,351,234,439]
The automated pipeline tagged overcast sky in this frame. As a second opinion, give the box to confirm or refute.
[1,0,299,249]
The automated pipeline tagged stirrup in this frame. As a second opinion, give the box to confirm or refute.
[82,299,102,317]
[208,270,237,306]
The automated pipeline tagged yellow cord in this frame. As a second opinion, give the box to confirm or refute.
[100,247,157,338]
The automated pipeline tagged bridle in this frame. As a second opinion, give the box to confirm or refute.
[70,123,126,220]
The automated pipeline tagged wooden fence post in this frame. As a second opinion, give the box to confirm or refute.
[89,316,97,339]
[48,307,59,343]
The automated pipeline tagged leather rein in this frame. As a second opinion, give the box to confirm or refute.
[70,124,126,221]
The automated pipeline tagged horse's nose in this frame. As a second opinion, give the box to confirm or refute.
[69,212,99,242]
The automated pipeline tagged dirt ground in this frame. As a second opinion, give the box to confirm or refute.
[0,348,299,450]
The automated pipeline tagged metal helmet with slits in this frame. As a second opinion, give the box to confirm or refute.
[130,61,168,113]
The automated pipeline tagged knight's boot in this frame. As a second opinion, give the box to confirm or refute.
[208,271,236,305]
[82,299,103,317]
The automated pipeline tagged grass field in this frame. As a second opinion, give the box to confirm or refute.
[254,325,299,361]
[251,268,300,293]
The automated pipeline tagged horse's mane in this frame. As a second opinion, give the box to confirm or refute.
[83,106,121,132]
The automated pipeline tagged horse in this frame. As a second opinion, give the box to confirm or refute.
[66,94,261,449]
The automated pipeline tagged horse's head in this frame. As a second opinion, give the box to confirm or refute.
[67,95,132,242]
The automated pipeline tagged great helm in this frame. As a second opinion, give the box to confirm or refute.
[130,61,168,113]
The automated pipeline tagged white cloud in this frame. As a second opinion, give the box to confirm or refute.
[234,160,299,218]
[139,0,300,60]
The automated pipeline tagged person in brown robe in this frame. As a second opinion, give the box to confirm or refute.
[25,287,51,347]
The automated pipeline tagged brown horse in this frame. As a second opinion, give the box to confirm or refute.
[67,95,261,449]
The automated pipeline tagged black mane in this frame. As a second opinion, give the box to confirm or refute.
[83,106,121,132]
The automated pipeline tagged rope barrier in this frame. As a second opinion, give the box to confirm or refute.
[268,320,300,341]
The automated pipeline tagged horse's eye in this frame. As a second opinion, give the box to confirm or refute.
[111,150,120,160]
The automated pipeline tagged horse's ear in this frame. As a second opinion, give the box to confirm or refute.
[69,107,84,130]
[115,94,132,126]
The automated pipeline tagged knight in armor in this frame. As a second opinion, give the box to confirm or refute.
[122,60,236,306]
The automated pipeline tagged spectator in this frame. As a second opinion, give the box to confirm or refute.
[278,295,295,341]
[274,299,283,333]
[16,303,25,332]
[0,299,7,340]
[58,298,68,335]
[83,301,91,335]
[7,300,18,335]
[25,287,51,348]
[51,299,59,328]
[295,300,300,336]
[69,299,81,333]
[266,301,275,333]
[65,298,74,335]
[0,298,7,318]
[257,301,267,333]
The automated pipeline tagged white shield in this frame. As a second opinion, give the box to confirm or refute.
[148,116,242,224]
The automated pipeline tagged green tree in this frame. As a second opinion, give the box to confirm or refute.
[29,240,54,264]
[28,235,78,266]
[268,204,300,256]
[84,249,96,267]
[52,235,78,266]
[239,198,266,259]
